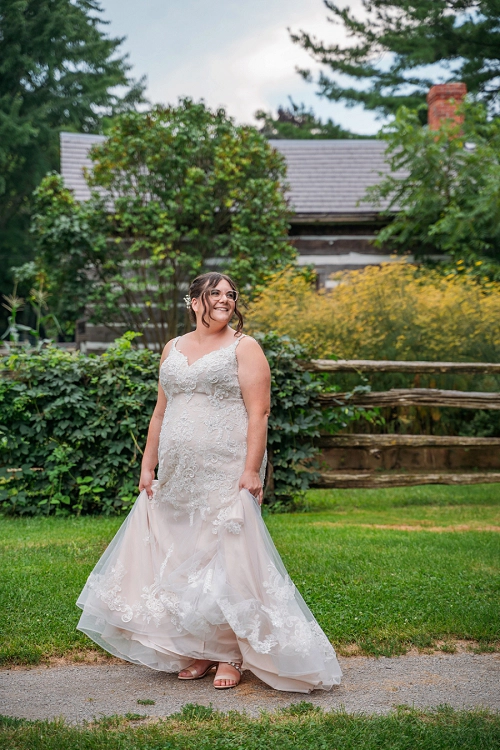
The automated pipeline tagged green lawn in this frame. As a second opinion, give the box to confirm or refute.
[0,484,499,665]
[1,705,499,750]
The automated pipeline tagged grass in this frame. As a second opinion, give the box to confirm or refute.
[1,705,499,750]
[0,515,121,665]
[0,484,499,664]
[267,485,500,656]
[302,483,500,515]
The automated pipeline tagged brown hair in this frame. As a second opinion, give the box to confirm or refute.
[188,272,244,335]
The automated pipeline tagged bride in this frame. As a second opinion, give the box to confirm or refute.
[77,272,342,692]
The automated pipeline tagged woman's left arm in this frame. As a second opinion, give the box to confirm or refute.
[237,337,271,505]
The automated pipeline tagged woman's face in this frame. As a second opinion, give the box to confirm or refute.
[193,279,236,327]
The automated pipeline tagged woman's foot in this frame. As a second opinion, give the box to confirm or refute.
[178,659,217,680]
[213,661,243,689]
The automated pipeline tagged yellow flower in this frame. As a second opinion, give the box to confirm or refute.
[246,262,500,363]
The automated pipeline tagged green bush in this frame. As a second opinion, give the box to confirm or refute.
[0,333,157,516]
[1,333,356,515]
[256,332,323,508]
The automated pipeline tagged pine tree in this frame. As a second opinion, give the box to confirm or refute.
[0,0,146,304]
[255,99,361,139]
[292,1,500,117]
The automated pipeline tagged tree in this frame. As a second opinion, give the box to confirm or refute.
[292,1,500,118]
[32,101,296,347]
[255,99,361,139]
[0,0,145,308]
[364,101,500,279]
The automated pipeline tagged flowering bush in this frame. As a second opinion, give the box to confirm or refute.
[246,263,500,437]
[246,263,500,363]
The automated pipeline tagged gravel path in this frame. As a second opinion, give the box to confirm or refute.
[1,653,498,723]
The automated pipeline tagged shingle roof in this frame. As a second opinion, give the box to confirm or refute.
[60,132,105,202]
[60,132,392,214]
[272,140,392,214]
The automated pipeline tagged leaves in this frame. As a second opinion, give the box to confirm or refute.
[257,333,330,508]
[31,102,296,345]
[255,100,361,139]
[0,337,158,516]
[247,264,500,438]
[247,263,500,362]
[0,331,333,515]
[365,101,500,276]
[292,0,500,117]
[0,0,146,310]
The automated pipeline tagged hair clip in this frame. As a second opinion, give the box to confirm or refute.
[183,295,192,309]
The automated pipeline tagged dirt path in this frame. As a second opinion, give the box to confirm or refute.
[1,653,498,723]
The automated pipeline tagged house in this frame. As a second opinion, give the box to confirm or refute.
[61,134,396,292]
[59,84,463,348]
[272,139,396,287]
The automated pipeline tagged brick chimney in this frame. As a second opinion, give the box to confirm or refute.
[426,83,467,130]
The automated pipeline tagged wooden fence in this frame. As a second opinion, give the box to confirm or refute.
[307,359,500,489]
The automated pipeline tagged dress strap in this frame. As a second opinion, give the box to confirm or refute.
[234,334,246,349]
[168,336,181,357]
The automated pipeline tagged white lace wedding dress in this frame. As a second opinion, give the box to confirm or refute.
[77,336,342,692]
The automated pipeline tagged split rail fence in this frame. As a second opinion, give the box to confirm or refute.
[304,359,500,489]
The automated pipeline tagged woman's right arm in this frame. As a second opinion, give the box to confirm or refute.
[138,340,174,498]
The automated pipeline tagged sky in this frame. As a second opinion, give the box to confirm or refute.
[98,0,383,135]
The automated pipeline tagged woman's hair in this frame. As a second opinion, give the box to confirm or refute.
[188,272,244,335]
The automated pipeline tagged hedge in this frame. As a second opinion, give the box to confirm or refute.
[0,332,356,515]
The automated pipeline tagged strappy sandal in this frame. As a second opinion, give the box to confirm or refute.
[213,661,243,689]
[178,660,218,680]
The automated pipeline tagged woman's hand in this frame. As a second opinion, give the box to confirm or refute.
[139,467,156,499]
[239,469,263,505]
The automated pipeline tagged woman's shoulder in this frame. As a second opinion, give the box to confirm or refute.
[235,334,269,366]
[160,336,180,364]
[235,333,260,351]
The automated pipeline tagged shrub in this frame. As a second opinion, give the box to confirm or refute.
[247,264,500,437]
[256,333,323,509]
[0,332,358,515]
[257,332,371,508]
[0,333,157,516]
[246,262,500,362]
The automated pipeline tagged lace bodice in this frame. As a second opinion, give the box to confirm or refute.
[160,337,246,403]
[156,335,263,526]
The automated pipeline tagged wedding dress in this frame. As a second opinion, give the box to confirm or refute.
[77,335,342,692]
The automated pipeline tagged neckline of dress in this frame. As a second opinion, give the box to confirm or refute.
[173,335,243,368]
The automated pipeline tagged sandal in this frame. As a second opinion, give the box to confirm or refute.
[213,661,243,689]
[178,660,218,680]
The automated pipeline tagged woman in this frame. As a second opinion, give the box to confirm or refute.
[77,272,342,692]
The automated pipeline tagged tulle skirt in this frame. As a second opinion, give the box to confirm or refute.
[76,485,342,693]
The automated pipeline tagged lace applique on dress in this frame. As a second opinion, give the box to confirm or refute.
[224,520,242,535]
[263,564,296,602]
[159,545,174,579]
[156,335,260,525]
[87,561,134,624]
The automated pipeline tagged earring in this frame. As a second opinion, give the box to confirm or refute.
[183,295,192,309]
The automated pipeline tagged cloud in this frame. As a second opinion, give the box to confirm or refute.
[146,5,381,129]
[103,0,381,133]
[148,13,322,119]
